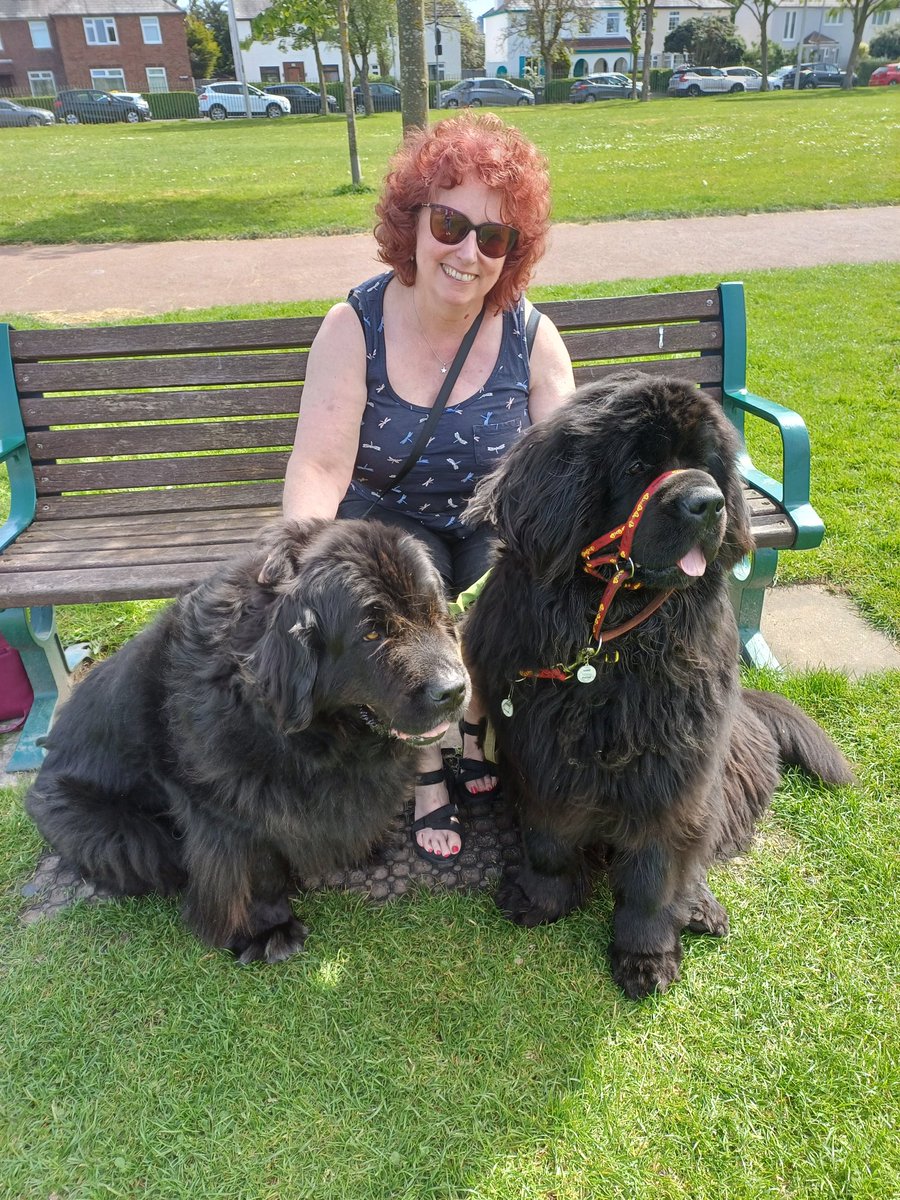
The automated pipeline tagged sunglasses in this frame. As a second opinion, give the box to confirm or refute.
[420,203,519,259]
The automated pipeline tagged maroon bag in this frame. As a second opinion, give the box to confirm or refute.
[0,634,34,734]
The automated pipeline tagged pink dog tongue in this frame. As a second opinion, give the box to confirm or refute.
[679,546,708,577]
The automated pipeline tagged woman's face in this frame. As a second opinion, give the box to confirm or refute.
[414,176,511,311]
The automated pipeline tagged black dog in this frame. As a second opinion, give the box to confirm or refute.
[25,519,469,963]
[462,373,854,998]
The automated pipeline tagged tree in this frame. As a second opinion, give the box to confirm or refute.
[186,12,220,81]
[346,0,393,114]
[731,0,781,85]
[505,0,593,85]
[663,15,746,66]
[640,1,657,102]
[619,0,643,98]
[189,0,233,77]
[870,23,900,57]
[841,0,897,86]
[396,0,429,130]
[246,0,337,116]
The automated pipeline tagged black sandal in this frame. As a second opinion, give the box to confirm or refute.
[410,767,464,868]
[456,719,500,798]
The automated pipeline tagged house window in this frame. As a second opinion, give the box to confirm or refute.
[824,9,842,23]
[90,68,127,91]
[871,8,891,23]
[29,70,56,96]
[84,18,119,45]
[668,12,680,32]
[146,67,168,91]
[29,20,52,49]
[783,11,797,39]
[640,14,647,32]
[606,14,620,34]
[259,66,281,83]
[140,17,162,44]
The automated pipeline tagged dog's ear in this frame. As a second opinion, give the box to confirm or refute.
[466,420,596,579]
[257,519,328,587]
[240,602,320,733]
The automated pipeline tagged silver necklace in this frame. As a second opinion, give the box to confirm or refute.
[412,288,455,374]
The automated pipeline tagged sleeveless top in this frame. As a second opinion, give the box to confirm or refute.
[344,271,533,540]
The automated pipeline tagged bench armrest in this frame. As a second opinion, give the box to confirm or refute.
[0,324,37,554]
[723,386,824,551]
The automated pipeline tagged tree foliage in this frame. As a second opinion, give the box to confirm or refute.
[186,12,219,81]
[733,0,780,84]
[663,15,746,66]
[189,0,233,77]
[505,0,593,84]
[246,0,337,113]
[841,0,897,85]
[869,23,900,59]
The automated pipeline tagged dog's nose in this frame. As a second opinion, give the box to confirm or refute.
[427,677,467,710]
[679,486,725,526]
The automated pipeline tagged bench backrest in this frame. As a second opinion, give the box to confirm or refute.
[4,287,732,527]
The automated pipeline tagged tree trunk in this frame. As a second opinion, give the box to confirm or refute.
[641,3,655,102]
[337,0,361,185]
[313,40,328,116]
[396,0,429,132]
[760,25,769,91]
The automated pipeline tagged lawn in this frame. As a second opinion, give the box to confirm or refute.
[1,88,898,244]
[1,261,898,1198]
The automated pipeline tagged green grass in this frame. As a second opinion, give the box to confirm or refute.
[1,89,898,244]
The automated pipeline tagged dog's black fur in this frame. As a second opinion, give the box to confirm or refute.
[463,373,854,998]
[25,519,469,963]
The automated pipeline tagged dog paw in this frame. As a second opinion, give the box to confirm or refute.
[231,916,308,965]
[685,884,730,937]
[611,947,681,999]
[495,878,558,927]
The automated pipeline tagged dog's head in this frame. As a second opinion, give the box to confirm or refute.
[466,372,753,588]
[235,519,469,737]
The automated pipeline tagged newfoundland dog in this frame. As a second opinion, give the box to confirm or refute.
[462,373,854,998]
[25,519,469,963]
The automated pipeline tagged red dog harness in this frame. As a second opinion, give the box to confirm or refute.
[510,471,682,698]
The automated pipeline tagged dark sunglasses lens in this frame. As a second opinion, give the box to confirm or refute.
[477,224,517,258]
[430,207,468,245]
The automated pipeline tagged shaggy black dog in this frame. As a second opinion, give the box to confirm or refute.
[462,373,854,998]
[25,519,469,963]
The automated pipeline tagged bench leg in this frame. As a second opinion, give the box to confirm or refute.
[730,549,781,670]
[0,607,89,773]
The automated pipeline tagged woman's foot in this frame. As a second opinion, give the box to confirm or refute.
[458,718,499,796]
[411,754,463,864]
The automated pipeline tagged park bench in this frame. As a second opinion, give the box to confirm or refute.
[1,282,824,770]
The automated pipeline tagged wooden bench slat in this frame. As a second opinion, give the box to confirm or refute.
[16,350,309,394]
[573,357,724,390]
[0,562,229,607]
[35,451,291,494]
[20,386,302,427]
[562,322,720,363]
[10,317,322,361]
[19,508,278,542]
[28,417,298,460]
[35,485,284,521]
[535,291,721,330]
[1,539,255,572]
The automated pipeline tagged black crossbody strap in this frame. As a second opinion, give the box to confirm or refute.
[525,304,541,356]
[389,303,486,492]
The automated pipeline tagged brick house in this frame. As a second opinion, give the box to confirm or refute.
[0,0,192,97]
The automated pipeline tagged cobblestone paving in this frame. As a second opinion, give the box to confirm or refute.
[17,762,523,925]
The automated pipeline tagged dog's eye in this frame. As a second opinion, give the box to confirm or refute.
[626,459,647,477]
[362,630,381,642]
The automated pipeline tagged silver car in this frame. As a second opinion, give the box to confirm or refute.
[440,78,534,108]
[667,67,741,96]
[0,98,55,126]
[198,82,291,120]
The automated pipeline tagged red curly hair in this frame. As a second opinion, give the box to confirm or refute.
[374,112,551,313]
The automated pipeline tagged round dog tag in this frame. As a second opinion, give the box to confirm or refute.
[576,663,597,684]
[501,697,514,717]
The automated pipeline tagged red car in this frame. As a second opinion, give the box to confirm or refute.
[869,63,900,86]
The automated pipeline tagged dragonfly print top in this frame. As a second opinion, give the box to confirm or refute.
[344,272,533,540]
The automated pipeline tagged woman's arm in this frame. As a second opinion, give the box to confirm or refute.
[282,302,370,521]
[526,305,576,424]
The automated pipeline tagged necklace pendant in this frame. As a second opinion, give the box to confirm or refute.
[440,365,448,374]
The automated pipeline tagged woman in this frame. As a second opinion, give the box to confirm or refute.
[283,112,574,865]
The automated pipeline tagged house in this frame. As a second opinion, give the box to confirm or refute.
[482,0,733,79]
[0,0,191,97]
[234,0,463,86]
[733,4,900,68]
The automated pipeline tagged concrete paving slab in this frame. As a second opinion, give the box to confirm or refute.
[762,585,900,676]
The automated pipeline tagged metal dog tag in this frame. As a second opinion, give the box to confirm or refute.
[576,663,597,684]
[501,697,514,717]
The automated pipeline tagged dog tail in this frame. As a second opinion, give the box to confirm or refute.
[741,689,856,787]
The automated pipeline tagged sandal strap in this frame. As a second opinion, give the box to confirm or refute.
[457,755,498,783]
[460,719,484,738]
[416,767,448,787]
[409,801,461,835]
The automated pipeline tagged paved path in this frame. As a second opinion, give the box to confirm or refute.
[4,206,899,318]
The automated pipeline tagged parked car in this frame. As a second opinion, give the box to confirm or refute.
[440,77,534,107]
[868,62,900,86]
[0,98,55,126]
[197,82,291,119]
[265,83,337,113]
[352,82,402,113]
[667,67,743,96]
[768,65,793,89]
[569,72,643,102]
[53,88,151,124]
[780,62,857,88]
[721,66,763,91]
